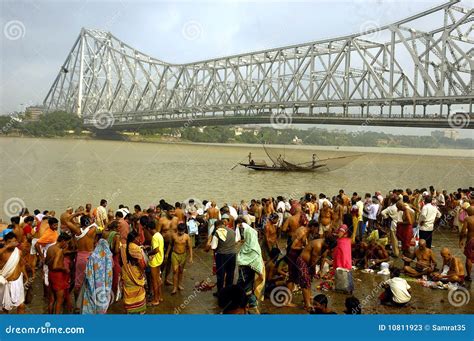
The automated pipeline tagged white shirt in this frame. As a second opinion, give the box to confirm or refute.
[210,228,241,249]
[419,203,441,231]
[318,198,333,213]
[356,201,364,221]
[368,203,380,220]
[276,201,286,213]
[228,206,238,220]
[381,204,398,230]
[437,194,445,206]
[386,277,411,304]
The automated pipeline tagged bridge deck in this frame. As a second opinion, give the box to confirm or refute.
[85,114,474,130]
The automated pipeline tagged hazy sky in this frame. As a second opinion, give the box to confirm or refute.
[0,0,473,137]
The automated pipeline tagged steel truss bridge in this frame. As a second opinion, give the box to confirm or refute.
[44,0,474,130]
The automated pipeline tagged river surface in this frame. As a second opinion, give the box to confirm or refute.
[1,137,473,218]
[1,137,473,314]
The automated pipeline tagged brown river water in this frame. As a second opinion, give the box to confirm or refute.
[1,137,473,314]
[1,137,473,218]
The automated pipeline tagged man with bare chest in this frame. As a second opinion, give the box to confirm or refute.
[282,207,302,250]
[460,206,474,280]
[285,225,309,307]
[403,239,437,277]
[45,233,72,314]
[263,214,280,281]
[63,212,96,302]
[297,238,331,309]
[319,202,334,237]
[170,224,193,295]
[0,232,27,313]
[158,209,175,285]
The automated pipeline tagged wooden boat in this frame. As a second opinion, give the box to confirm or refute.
[238,144,361,172]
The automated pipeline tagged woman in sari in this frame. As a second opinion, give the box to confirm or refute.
[120,230,147,314]
[81,238,113,314]
[236,223,265,314]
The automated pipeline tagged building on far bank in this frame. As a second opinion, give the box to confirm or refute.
[292,135,303,144]
[24,106,45,122]
[443,129,459,140]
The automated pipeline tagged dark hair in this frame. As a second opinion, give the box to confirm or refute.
[139,215,149,227]
[58,232,72,242]
[214,219,225,230]
[147,220,156,230]
[313,294,328,307]
[24,216,34,223]
[48,217,58,226]
[391,268,401,278]
[308,219,319,228]
[108,220,119,231]
[178,223,187,232]
[43,210,49,215]
[118,204,125,209]
[345,296,361,314]
[324,235,337,250]
[218,285,247,313]
[100,199,107,206]
[10,216,20,225]
[234,217,245,225]
[80,215,91,227]
[134,204,141,211]
[34,209,40,215]
[4,232,17,242]
[115,211,124,218]
[424,196,432,204]
[126,229,139,263]
[403,195,410,203]
[175,202,181,209]
[269,213,279,222]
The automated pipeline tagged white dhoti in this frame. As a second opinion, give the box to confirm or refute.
[0,247,24,310]
[30,238,39,255]
[2,273,25,311]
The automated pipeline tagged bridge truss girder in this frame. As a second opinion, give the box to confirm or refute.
[44,0,474,125]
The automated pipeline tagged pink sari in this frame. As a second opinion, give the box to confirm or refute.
[333,237,352,270]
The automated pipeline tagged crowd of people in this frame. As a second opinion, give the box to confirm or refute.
[0,185,473,314]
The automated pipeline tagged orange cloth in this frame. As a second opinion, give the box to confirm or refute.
[36,227,58,246]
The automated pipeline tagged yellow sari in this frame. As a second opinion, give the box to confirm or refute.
[120,243,146,314]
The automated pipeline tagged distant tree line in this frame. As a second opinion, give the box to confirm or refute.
[0,111,82,137]
[1,111,472,149]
